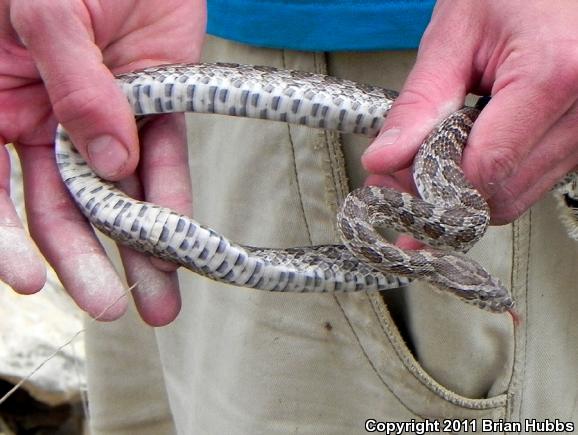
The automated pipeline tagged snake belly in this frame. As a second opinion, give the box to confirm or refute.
[54,62,577,314]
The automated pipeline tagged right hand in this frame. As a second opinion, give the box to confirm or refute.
[0,0,206,325]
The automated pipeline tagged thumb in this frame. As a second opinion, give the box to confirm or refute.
[361,34,473,175]
[11,1,138,180]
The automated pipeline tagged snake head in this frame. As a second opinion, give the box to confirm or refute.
[430,253,515,314]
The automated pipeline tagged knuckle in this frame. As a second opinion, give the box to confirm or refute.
[488,185,526,224]
[525,44,578,98]
[480,146,520,183]
[11,0,70,41]
[401,70,453,109]
[51,84,106,126]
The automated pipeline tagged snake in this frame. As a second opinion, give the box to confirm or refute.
[54,62,578,314]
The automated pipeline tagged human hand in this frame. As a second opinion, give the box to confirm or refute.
[362,0,578,230]
[0,0,206,325]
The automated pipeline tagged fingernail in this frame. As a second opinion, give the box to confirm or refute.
[87,135,128,178]
[364,128,401,156]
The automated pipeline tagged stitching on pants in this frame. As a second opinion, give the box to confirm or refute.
[314,53,350,209]
[509,209,531,422]
[333,295,426,419]
[368,293,508,411]
[281,50,313,244]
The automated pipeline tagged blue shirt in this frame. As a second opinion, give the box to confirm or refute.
[207,0,435,52]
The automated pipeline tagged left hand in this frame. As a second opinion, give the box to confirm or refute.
[362,0,578,227]
[1,0,206,325]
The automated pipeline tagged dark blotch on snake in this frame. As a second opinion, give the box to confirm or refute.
[454,227,477,244]
[90,203,101,217]
[410,200,434,218]
[218,88,229,103]
[186,84,196,98]
[460,191,487,211]
[223,269,236,281]
[564,193,578,208]
[342,260,357,270]
[175,218,186,233]
[357,246,383,264]
[339,218,355,241]
[311,103,320,117]
[421,155,439,178]
[423,221,446,239]
[304,89,316,100]
[240,90,249,106]
[441,165,465,185]
[208,86,218,111]
[399,210,415,226]
[154,97,162,112]
[291,99,301,114]
[271,96,281,111]
[380,246,405,264]
[355,222,376,245]
[186,224,196,238]
[164,83,174,97]
[439,207,473,225]
[199,248,209,260]
[408,252,430,269]
[159,227,169,243]
[236,252,248,266]
[217,239,227,253]
[216,261,230,274]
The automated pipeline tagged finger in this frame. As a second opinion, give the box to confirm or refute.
[115,170,182,326]
[16,143,127,320]
[364,169,417,195]
[118,245,182,326]
[463,77,578,201]
[481,103,578,223]
[361,21,475,175]
[0,146,45,293]
[363,172,423,250]
[10,0,139,180]
[138,114,192,271]
[395,234,424,251]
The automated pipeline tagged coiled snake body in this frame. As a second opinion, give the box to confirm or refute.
[54,63,578,314]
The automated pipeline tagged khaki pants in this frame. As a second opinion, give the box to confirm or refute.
[85,37,578,434]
